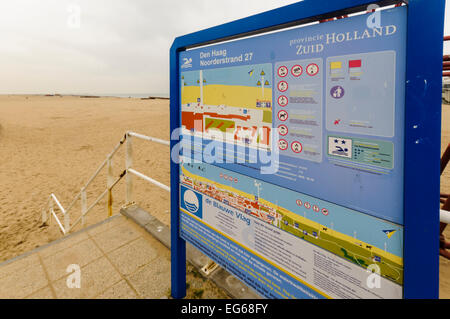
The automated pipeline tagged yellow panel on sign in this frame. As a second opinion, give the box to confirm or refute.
[330,61,342,69]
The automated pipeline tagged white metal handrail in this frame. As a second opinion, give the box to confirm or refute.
[442,209,450,224]
[42,131,170,235]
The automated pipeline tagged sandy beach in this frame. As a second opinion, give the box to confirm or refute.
[0,95,171,262]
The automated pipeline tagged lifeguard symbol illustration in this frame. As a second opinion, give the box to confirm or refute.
[278,81,288,92]
[278,124,288,136]
[183,190,199,214]
[278,139,289,151]
[306,63,319,76]
[278,95,288,107]
[277,66,288,77]
[328,137,352,159]
[278,110,288,121]
[291,65,303,77]
[291,141,302,154]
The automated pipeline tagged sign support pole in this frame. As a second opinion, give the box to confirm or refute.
[170,42,187,299]
[403,0,445,299]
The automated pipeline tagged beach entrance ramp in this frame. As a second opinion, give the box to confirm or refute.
[0,207,259,299]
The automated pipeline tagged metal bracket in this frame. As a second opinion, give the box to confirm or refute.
[201,261,220,276]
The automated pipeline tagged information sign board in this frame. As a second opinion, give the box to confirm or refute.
[170,0,445,299]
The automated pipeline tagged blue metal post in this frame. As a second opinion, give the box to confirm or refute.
[403,0,445,299]
[170,40,186,299]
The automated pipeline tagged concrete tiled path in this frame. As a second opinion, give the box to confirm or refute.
[0,215,171,299]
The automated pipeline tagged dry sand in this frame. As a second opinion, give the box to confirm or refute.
[0,95,449,297]
[0,95,171,262]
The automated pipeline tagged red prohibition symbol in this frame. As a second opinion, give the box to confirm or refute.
[291,141,303,154]
[278,81,288,92]
[296,200,303,207]
[291,65,303,77]
[278,110,288,121]
[277,66,288,77]
[279,139,289,151]
[322,208,329,216]
[278,95,288,107]
[278,124,288,136]
[306,63,319,76]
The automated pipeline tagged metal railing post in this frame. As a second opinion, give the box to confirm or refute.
[81,188,87,227]
[126,133,133,204]
[107,157,114,217]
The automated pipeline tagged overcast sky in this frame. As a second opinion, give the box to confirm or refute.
[0,0,449,96]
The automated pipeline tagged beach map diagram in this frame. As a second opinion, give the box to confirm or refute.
[181,64,273,151]
[180,162,404,288]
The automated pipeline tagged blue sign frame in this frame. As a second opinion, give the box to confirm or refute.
[170,0,445,299]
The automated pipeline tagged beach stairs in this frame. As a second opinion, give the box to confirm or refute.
[41,131,170,236]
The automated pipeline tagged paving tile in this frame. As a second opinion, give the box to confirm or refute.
[0,262,48,299]
[53,257,121,299]
[87,215,126,237]
[26,286,55,299]
[38,232,89,259]
[91,221,142,253]
[0,253,40,280]
[107,237,158,276]
[96,280,138,299]
[42,239,103,282]
[127,255,171,299]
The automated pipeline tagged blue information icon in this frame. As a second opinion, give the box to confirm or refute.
[330,85,345,99]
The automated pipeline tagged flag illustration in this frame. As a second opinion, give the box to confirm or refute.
[248,69,254,76]
[349,59,362,75]
[383,230,397,239]
[330,61,343,76]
